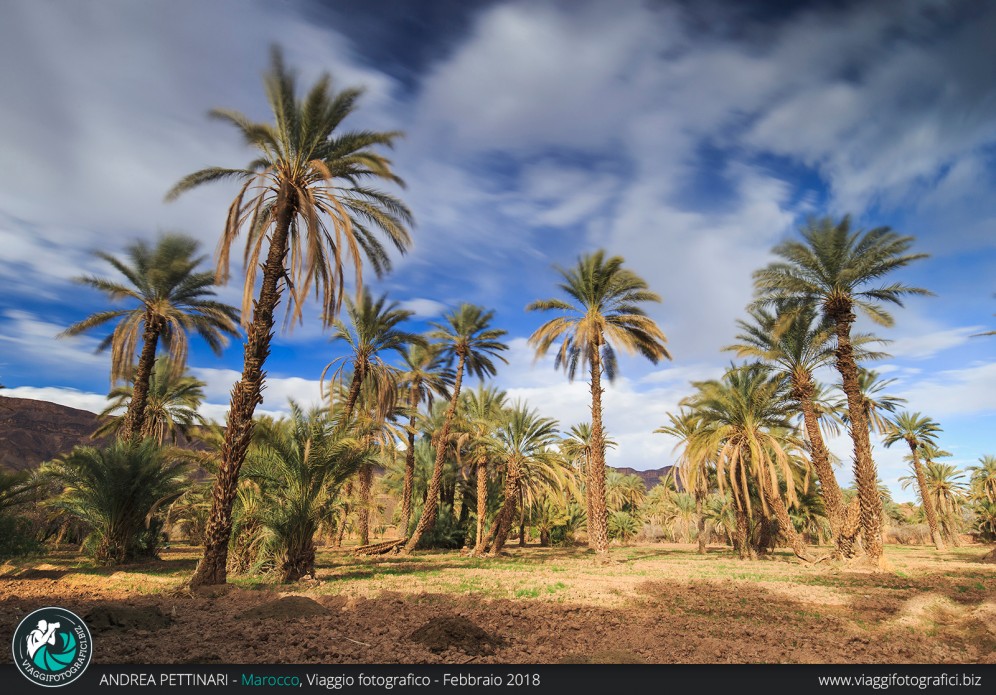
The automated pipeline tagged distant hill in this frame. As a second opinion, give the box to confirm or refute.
[613,466,676,490]
[0,396,102,471]
[0,397,677,486]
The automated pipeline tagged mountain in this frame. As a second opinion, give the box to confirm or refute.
[0,397,677,486]
[613,466,675,490]
[0,396,103,471]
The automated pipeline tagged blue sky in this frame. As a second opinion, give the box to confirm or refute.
[1,0,994,501]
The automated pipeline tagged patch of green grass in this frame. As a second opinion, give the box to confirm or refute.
[545,581,567,594]
[515,587,541,599]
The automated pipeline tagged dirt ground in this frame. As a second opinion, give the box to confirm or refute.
[2,542,994,664]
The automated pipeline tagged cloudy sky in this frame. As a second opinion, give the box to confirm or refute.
[1,0,994,501]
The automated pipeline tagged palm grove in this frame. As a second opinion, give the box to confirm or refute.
[3,49,995,580]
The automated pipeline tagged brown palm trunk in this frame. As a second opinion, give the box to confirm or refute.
[733,504,755,560]
[796,376,851,557]
[474,458,488,552]
[402,352,465,553]
[486,460,521,556]
[906,442,946,550]
[761,485,814,562]
[358,464,372,546]
[829,303,885,566]
[341,367,364,422]
[518,486,526,547]
[695,487,708,555]
[122,314,161,442]
[588,345,609,554]
[191,185,295,587]
[401,405,418,535]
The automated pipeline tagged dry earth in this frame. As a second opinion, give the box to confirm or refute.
[1,543,994,664]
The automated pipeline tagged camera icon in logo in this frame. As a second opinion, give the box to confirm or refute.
[12,607,92,687]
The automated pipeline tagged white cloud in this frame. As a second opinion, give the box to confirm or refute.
[895,362,996,416]
[398,298,447,318]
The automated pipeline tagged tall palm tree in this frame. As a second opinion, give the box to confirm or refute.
[883,412,945,550]
[402,304,508,553]
[95,356,207,445]
[484,403,561,556]
[322,289,423,422]
[726,304,859,556]
[166,48,413,585]
[60,234,238,442]
[685,363,816,562]
[753,215,930,566]
[455,385,507,552]
[528,250,670,554]
[397,343,454,534]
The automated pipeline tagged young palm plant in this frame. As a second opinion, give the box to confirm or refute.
[241,404,366,581]
[454,385,507,551]
[403,305,508,553]
[655,408,714,554]
[41,439,189,565]
[752,215,930,566]
[528,250,670,554]
[166,48,413,585]
[883,412,946,550]
[60,234,237,441]
[95,356,207,445]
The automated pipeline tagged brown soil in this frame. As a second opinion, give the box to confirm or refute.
[1,543,994,664]
[410,615,503,655]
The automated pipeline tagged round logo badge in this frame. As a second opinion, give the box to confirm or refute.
[12,607,92,687]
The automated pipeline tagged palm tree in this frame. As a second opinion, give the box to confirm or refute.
[42,439,189,565]
[397,343,454,534]
[727,305,857,555]
[853,369,906,435]
[528,251,670,554]
[322,289,423,422]
[166,48,413,585]
[655,408,713,554]
[883,412,945,550]
[60,234,238,442]
[753,215,930,566]
[95,356,207,445]
[402,304,508,553]
[685,363,816,562]
[455,385,507,551]
[560,422,617,537]
[240,404,365,581]
[969,455,996,504]
[484,403,561,556]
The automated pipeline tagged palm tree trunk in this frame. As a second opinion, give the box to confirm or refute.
[907,443,946,550]
[761,485,816,563]
[695,488,708,555]
[733,504,754,560]
[122,314,161,441]
[402,353,465,553]
[401,388,419,535]
[341,367,364,423]
[518,486,526,547]
[486,461,521,556]
[588,346,609,554]
[796,378,851,557]
[830,304,886,567]
[358,464,372,546]
[191,185,295,587]
[474,458,488,552]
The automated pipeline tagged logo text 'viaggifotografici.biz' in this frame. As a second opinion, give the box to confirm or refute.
[12,607,92,687]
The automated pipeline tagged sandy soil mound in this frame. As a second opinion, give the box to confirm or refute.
[84,605,172,631]
[238,595,330,620]
[410,615,503,655]
[559,650,646,664]
[891,594,965,629]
